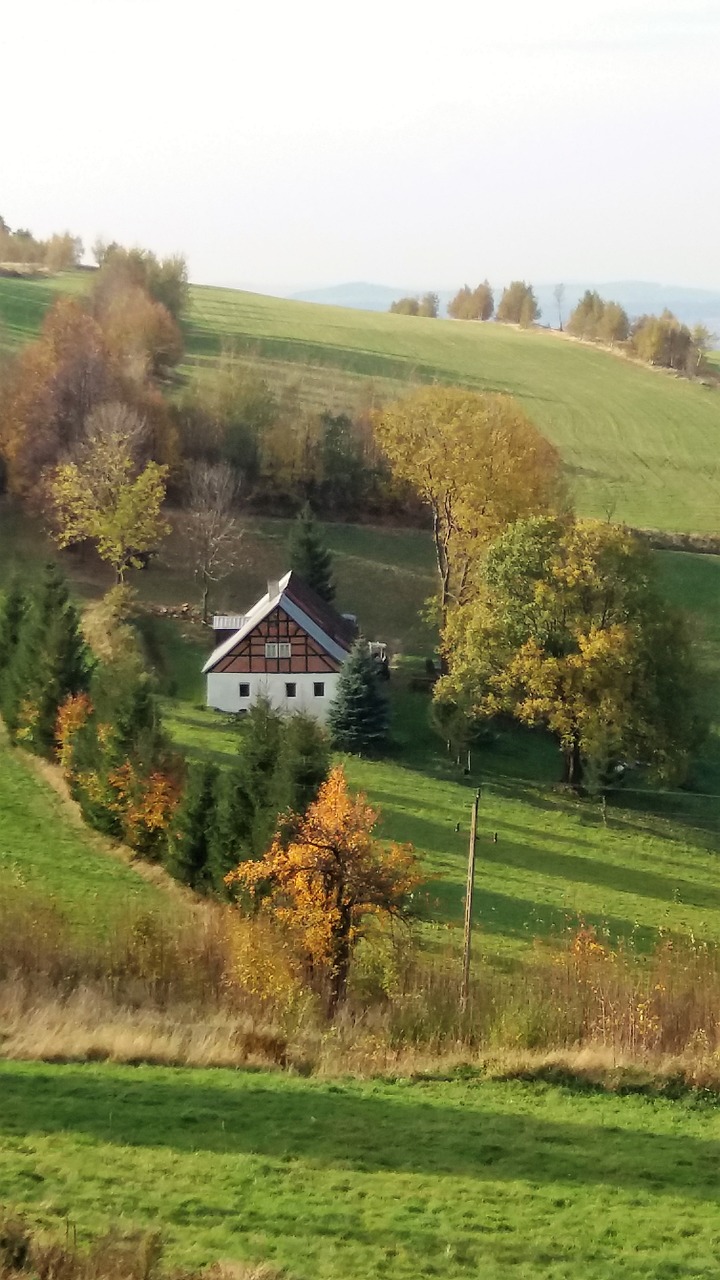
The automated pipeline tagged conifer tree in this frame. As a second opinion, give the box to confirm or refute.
[166,761,218,890]
[0,575,27,716]
[328,641,389,755]
[274,711,330,834]
[5,563,90,754]
[236,695,284,857]
[288,503,335,602]
[207,765,254,896]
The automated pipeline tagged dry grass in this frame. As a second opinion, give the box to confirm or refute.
[0,1210,282,1280]
[4,891,720,1092]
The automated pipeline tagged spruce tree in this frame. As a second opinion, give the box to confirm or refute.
[328,641,389,755]
[288,503,335,602]
[166,761,218,890]
[207,764,254,896]
[0,575,27,718]
[5,564,90,754]
[235,695,284,857]
[274,711,330,833]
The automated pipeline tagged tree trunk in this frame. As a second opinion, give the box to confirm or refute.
[562,735,583,788]
[327,907,353,1018]
[201,576,210,626]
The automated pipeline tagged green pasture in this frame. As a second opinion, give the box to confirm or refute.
[1,273,719,534]
[0,735,166,933]
[2,1060,720,1280]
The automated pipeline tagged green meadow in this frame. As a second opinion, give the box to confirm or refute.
[0,732,167,933]
[1,273,719,533]
[2,1061,720,1280]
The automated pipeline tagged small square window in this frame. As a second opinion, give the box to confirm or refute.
[238,683,250,698]
[285,682,297,698]
[313,682,325,697]
[278,642,291,658]
[265,642,278,658]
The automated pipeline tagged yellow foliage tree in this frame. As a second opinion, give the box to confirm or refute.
[49,402,170,582]
[374,387,565,626]
[226,765,420,1013]
[438,516,701,786]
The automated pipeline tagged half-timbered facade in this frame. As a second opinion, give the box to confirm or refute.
[203,571,356,720]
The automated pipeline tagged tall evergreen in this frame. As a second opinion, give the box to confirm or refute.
[273,711,330,834]
[328,641,389,755]
[166,761,219,890]
[232,695,285,858]
[288,503,335,602]
[0,575,27,717]
[207,765,254,896]
[4,564,90,754]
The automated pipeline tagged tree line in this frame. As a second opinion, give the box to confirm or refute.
[567,290,715,374]
[389,280,541,326]
[0,215,83,273]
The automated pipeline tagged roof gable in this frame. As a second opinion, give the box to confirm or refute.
[203,571,355,674]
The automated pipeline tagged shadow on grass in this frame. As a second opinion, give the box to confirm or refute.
[1,1066,718,1198]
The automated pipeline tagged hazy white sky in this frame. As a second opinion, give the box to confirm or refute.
[2,0,718,290]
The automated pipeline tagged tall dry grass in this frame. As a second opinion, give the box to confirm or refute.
[3,889,720,1089]
[0,1209,281,1280]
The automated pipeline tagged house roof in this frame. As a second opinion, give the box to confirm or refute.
[202,570,356,674]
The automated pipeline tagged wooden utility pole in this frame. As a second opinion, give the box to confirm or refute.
[460,788,480,1014]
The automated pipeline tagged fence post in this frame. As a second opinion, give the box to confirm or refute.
[460,787,480,1014]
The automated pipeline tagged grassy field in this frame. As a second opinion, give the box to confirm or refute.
[2,1060,720,1280]
[1,273,720,534]
[0,734,167,934]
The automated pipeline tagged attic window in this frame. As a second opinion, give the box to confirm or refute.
[265,642,291,658]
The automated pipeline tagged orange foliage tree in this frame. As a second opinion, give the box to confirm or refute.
[226,765,421,1013]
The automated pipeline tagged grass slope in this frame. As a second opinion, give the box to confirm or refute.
[2,1061,720,1280]
[1,274,719,534]
[0,735,167,932]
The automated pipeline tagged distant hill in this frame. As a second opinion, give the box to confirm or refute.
[289,282,415,312]
[291,280,720,334]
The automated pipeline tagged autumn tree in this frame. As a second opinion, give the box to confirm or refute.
[328,641,389,755]
[448,282,493,321]
[226,765,420,1013]
[374,387,565,627]
[437,516,701,786]
[92,245,189,321]
[0,299,113,501]
[184,460,243,622]
[389,296,419,315]
[497,281,540,327]
[60,648,180,852]
[49,402,170,582]
[288,503,335,601]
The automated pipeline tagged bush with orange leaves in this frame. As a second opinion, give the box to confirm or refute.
[226,765,421,1014]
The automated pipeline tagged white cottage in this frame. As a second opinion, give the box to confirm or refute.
[203,570,357,722]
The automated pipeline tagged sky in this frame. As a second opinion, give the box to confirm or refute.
[2,0,719,291]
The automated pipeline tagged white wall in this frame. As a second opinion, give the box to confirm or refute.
[206,672,342,722]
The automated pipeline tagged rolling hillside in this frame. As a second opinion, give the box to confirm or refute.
[0,273,719,534]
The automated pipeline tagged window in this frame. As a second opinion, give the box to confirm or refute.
[264,642,291,658]
[238,683,250,698]
[313,682,325,697]
[285,682,297,698]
